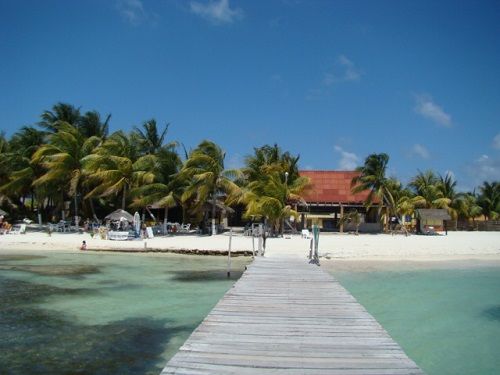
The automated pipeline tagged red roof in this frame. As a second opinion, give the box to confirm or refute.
[299,170,374,204]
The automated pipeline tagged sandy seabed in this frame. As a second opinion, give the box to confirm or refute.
[0,230,498,261]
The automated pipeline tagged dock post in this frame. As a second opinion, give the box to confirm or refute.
[227,228,232,278]
[251,233,255,258]
[257,224,263,256]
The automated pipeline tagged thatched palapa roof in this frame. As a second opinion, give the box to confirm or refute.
[415,209,451,220]
[105,209,134,222]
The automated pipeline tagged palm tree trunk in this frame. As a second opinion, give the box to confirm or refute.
[211,194,217,236]
[74,192,78,229]
[212,194,217,236]
[163,206,169,234]
[122,184,127,210]
[89,198,98,222]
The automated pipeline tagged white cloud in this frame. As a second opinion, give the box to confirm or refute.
[411,143,430,159]
[323,55,362,86]
[493,133,500,149]
[338,55,361,81]
[466,154,500,187]
[116,0,147,25]
[334,145,359,170]
[414,94,452,127]
[190,0,243,24]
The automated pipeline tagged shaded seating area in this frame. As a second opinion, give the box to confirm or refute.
[49,220,78,233]
[415,209,451,234]
[162,222,197,235]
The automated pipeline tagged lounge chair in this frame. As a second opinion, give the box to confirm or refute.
[108,231,129,240]
[10,224,26,235]
[301,229,311,239]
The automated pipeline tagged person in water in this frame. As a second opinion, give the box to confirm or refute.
[80,240,87,250]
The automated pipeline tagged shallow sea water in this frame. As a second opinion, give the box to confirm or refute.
[332,264,500,375]
[0,251,250,375]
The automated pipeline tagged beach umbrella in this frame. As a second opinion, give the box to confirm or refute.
[104,209,134,222]
[133,211,141,234]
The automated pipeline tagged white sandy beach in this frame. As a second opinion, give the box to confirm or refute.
[0,230,498,261]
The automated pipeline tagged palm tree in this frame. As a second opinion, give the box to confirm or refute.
[477,181,499,220]
[437,172,461,221]
[338,209,362,235]
[180,140,240,235]
[83,131,155,210]
[32,122,101,226]
[385,177,416,218]
[237,171,309,235]
[458,192,482,227]
[0,127,46,213]
[409,170,450,209]
[38,103,81,132]
[80,110,111,139]
[243,143,301,184]
[133,119,175,155]
[130,145,182,226]
[0,132,13,207]
[351,153,395,231]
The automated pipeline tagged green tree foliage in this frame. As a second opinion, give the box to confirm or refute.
[477,181,500,220]
[32,122,102,221]
[129,123,182,222]
[180,140,240,234]
[83,131,155,210]
[351,153,395,230]
[0,127,46,209]
[409,170,451,210]
[338,209,361,235]
[38,102,81,132]
[2,102,498,231]
[132,119,174,155]
[238,144,309,235]
[242,143,301,185]
[80,111,111,139]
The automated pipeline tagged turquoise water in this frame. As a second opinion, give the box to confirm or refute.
[332,265,500,375]
[0,251,250,375]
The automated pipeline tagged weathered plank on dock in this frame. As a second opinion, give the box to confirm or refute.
[161,257,424,374]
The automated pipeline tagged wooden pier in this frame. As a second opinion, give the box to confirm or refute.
[162,257,424,374]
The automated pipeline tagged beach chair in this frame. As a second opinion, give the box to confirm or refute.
[180,223,191,233]
[301,229,311,239]
[10,224,26,235]
[108,231,129,240]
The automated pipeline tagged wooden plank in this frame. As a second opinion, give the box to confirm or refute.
[161,257,425,374]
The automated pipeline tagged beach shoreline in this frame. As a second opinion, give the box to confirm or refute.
[0,231,498,262]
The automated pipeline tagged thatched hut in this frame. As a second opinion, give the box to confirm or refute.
[415,209,451,234]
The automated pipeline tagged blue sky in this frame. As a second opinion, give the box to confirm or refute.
[1,0,499,190]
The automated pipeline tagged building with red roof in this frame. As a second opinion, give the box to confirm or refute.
[298,170,381,232]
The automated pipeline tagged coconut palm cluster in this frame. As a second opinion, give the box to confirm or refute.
[353,153,499,229]
[0,103,312,233]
